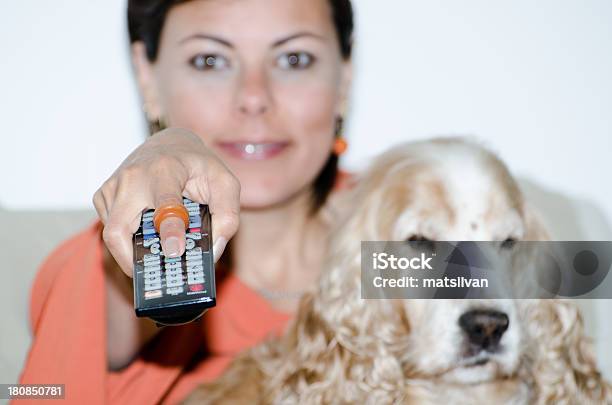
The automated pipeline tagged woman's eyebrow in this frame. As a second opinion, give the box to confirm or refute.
[178,33,233,48]
[272,32,326,47]
[177,31,325,48]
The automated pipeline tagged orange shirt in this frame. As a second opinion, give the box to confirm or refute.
[19,220,291,404]
[16,171,355,404]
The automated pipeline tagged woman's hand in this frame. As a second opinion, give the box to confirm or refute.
[93,128,240,277]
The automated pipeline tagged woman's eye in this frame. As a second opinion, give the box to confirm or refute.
[189,54,229,71]
[277,52,315,69]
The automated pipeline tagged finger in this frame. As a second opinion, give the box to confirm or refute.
[148,154,190,256]
[102,168,160,277]
[153,190,188,259]
[102,178,147,277]
[158,216,186,258]
[205,168,241,263]
[93,178,117,224]
[92,190,109,224]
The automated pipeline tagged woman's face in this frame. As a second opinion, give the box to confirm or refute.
[133,0,352,209]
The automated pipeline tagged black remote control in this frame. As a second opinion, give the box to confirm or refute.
[132,197,216,326]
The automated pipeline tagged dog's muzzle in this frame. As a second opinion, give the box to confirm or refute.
[459,309,509,356]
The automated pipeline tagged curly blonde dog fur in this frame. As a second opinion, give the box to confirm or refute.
[184,138,612,404]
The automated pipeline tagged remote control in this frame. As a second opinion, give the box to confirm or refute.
[132,197,216,326]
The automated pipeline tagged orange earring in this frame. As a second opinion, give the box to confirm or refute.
[333,137,348,155]
[333,116,348,155]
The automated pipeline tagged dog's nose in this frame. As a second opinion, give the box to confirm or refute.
[458,309,509,351]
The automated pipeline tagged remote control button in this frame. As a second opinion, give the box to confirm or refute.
[189,217,202,229]
[150,243,162,255]
[143,227,157,236]
[167,279,184,288]
[166,286,184,295]
[144,290,162,299]
[143,237,160,248]
[187,263,203,272]
[188,275,205,285]
[145,282,162,291]
[165,262,181,271]
[189,284,204,292]
[186,247,202,257]
[144,253,161,262]
[143,235,157,243]
[166,272,183,280]
[186,210,200,219]
[144,259,160,265]
[166,266,181,273]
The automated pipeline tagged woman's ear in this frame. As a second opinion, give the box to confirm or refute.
[131,41,162,120]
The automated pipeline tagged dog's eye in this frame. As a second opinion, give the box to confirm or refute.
[500,238,517,250]
[405,235,436,252]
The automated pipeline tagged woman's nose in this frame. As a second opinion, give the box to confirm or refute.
[236,68,271,116]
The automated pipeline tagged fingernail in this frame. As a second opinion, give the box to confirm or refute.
[164,236,181,258]
[212,237,228,263]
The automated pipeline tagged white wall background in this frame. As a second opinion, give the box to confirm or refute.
[1,0,611,213]
[1,0,611,379]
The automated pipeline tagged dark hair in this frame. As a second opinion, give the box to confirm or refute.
[127,0,354,215]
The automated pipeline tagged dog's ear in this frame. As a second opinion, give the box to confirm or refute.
[529,300,612,402]
[182,353,268,405]
[523,203,551,241]
[258,292,351,402]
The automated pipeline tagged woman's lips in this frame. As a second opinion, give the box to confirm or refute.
[216,141,290,161]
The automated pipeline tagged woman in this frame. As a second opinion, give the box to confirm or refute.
[17,0,354,403]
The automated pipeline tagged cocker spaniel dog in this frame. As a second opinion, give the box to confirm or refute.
[185,137,611,404]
